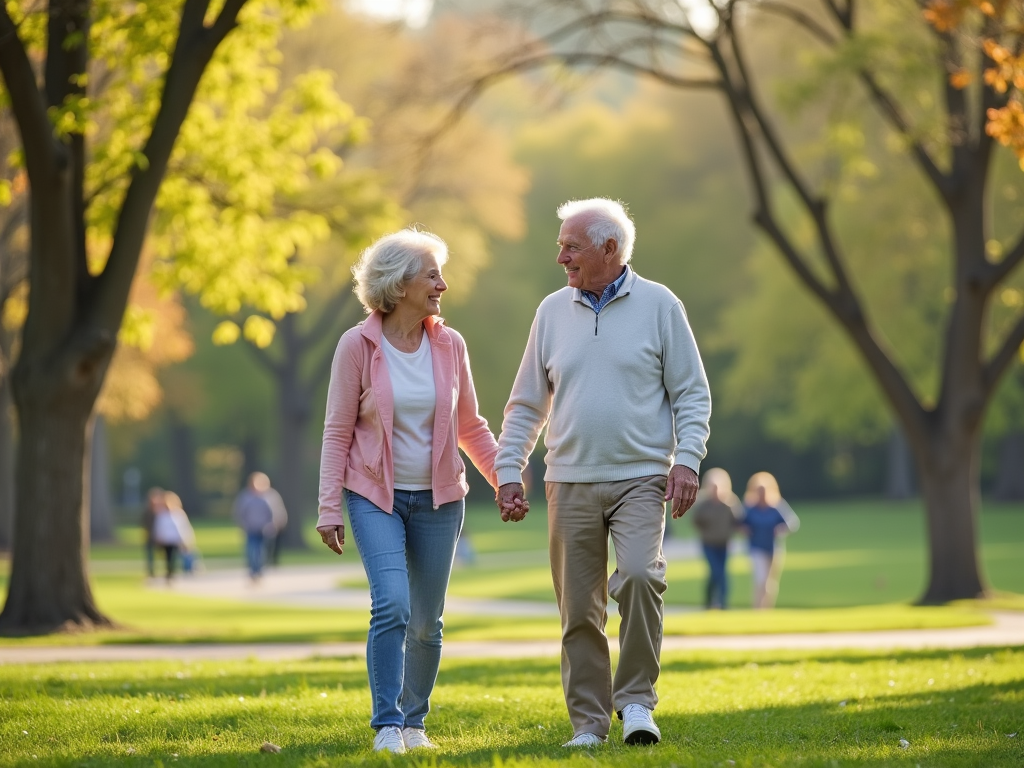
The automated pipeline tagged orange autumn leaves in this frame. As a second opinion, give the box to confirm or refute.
[925,0,1024,165]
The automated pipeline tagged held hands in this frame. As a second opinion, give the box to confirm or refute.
[317,524,345,555]
[496,482,530,523]
[666,465,699,519]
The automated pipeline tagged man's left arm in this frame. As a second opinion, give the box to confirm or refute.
[661,300,712,518]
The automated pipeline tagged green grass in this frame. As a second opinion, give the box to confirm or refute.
[0,647,1022,767]
[338,499,1024,608]
[0,500,1020,645]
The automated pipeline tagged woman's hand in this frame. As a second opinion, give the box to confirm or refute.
[317,524,345,555]
[496,483,529,522]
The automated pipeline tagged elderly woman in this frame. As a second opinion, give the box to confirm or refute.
[740,472,800,609]
[316,228,521,754]
[689,468,743,610]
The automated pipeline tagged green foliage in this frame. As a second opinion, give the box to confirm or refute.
[714,0,1024,445]
[0,648,1022,766]
[1,0,378,340]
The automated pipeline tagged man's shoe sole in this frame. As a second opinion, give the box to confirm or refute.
[624,729,660,745]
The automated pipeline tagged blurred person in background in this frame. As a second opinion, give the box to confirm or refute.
[151,489,195,582]
[233,472,276,582]
[141,487,163,578]
[262,479,289,566]
[495,198,711,748]
[740,471,800,609]
[689,468,743,610]
[315,228,522,754]
[164,491,199,574]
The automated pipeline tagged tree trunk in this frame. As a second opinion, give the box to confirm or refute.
[275,372,311,550]
[0,395,113,633]
[916,431,988,604]
[168,414,205,517]
[884,426,915,500]
[991,430,1024,501]
[266,312,311,550]
[88,414,116,543]
[0,370,13,553]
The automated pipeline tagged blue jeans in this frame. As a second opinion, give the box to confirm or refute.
[345,489,465,731]
[246,532,266,578]
[702,543,729,609]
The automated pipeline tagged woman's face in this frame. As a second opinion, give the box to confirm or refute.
[398,250,447,318]
[755,485,768,505]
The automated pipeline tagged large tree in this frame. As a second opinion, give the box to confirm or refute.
[481,0,1024,603]
[0,0,356,633]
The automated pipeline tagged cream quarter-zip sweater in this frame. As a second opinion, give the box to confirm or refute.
[495,269,711,486]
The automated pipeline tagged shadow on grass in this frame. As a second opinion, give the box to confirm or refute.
[658,644,1017,674]
[3,648,1022,767]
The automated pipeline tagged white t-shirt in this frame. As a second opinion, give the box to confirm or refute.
[152,510,183,546]
[382,332,436,490]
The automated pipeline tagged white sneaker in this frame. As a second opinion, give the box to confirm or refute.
[562,732,607,747]
[373,726,407,753]
[621,703,661,745]
[401,727,437,749]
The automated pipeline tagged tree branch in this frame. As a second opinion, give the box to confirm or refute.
[858,71,953,200]
[304,294,364,399]
[812,0,955,199]
[244,338,284,377]
[821,0,853,29]
[44,0,93,304]
[304,288,357,348]
[757,1,839,46]
[985,223,1024,290]
[91,0,249,335]
[421,48,718,172]
[714,7,928,443]
[985,312,1024,396]
[722,16,860,301]
[0,3,59,181]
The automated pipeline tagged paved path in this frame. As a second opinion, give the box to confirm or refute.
[2,550,1021,665]
[2,612,1023,665]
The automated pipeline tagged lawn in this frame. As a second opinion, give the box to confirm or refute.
[85,499,1024,610]
[0,499,1020,645]
[0,646,1021,767]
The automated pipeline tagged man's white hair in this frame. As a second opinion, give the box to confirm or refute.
[557,198,636,263]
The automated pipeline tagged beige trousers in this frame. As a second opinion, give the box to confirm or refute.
[546,475,668,738]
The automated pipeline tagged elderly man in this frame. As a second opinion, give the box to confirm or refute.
[495,198,711,748]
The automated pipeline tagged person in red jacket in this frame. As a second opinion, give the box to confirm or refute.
[315,228,525,754]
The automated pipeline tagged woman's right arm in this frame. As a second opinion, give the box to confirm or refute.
[317,333,363,531]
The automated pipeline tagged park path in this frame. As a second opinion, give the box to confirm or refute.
[1,543,1023,664]
[2,612,1023,664]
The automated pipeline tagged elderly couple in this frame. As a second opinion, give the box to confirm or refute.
[316,198,712,753]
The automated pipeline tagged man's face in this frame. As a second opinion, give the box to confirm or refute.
[556,216,619,292]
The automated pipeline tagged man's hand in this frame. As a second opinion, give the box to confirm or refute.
[497,482,529,522]
[317,524,345,555]
[666,465,699,518]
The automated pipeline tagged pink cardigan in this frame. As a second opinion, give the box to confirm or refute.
[317,311,499,527]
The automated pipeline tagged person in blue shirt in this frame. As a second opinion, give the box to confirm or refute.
[740,472,799,609]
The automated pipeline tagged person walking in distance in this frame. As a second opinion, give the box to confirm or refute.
[740,472,799,609]
[689,468,742,610]
[233,472,276,582]
[495,198,712,748]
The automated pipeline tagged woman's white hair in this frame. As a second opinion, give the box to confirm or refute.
[556,198,636,263]
[352,228,448,314]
